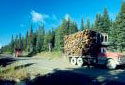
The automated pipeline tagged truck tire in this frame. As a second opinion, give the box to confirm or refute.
[77,57,84,67]
[106,59,117,70]
[71,57,77,65]
[92,58,97,66]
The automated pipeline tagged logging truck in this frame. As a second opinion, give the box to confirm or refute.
[64,29,125,69]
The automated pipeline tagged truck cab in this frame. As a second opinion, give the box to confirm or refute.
[97,34,121,69]
[101,33,109,45]
[97,46,121,69]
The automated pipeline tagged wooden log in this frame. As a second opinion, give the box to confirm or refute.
[64,29,101,56]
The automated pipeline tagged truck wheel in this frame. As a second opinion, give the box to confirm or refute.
[77,57,84,67]
[70,58,77,65]
[106,59,117,70]
[93,58,97,64]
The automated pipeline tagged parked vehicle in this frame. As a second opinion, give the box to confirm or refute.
[15,48,22,57]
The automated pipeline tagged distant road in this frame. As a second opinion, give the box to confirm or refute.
[0,54,32,67]
[0,54,13,58]
[0,54,32,60]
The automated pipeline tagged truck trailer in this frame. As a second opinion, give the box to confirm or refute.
[64,29,124,69]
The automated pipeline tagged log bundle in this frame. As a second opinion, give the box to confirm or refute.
[64,29,101,56]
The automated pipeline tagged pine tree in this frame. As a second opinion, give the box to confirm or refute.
[19,33,22,49]
[85,18,91,29]
[69,21,78,34]
[36,24,45,52]
[115,2,125,52]
[62,18,70,35]
[55,28,63,51]
[91,24,94,29]
[55,18,70,51]
[21,36,25,51]
[102,8,111,33]
[25,31,29,51]
[51,28,55,48]
[10,35,14,53]
[43,30,52,51]
[15,35,19,49]
[29,25,33,52]
[94,13,103,32]
[109,22,118,51]
[80,18,84,30]
[74,22,78,32]
[32,33,37,52]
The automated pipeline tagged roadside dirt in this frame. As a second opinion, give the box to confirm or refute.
[1,55,125,85]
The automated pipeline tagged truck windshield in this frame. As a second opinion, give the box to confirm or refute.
[101,48,106,53]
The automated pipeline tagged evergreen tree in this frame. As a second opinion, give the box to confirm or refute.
[43,30,52,51]
[10,35,14,53]
[85,18,91,29]
[55,28,63,51]
[61,18,70,35]
[74,22,78,32]
[94,8,111,33]
[36,24,45,52]
[25,31,29,51]
[32,33,37,52]
[102,8,111,33]
[109,22,118,51]
[115,2,125,52]
[29,25,33,52]
[94,13,103,32]
[91,24,94,29]
[15,35,19,49]
[21,36,25,51]
[55,18,70,51]
[69,21,78,34]
[51,28,55,48]
[19,33,22,49]
[80,18,84,30]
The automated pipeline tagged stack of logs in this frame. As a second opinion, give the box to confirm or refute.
[64,29,101,56]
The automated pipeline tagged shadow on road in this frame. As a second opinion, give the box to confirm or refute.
[28,69,97,85]
[0,65,125,85]
[15,63,35,70]
[0,57,16,67]
[0,55,32,67]
[0,80,15,85]
[28,65,125,85]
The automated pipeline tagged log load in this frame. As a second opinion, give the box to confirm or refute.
[64,29,102,57]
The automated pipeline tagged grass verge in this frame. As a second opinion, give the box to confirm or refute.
[0,63,28,81]
[34,51,63,59]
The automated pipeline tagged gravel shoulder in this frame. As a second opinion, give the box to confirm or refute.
[1,54,125,84]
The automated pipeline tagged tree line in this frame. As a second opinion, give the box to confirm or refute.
[1,2,125,54]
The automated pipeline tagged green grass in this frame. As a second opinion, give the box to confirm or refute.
[0,62,50,81]
[34,51,63,59]
[1,52,11,55]
[0,63,28,80]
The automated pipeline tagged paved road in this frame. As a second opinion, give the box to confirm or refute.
[1,54,125,85]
